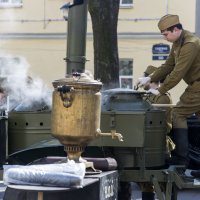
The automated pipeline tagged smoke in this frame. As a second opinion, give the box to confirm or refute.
[0,54,52,111]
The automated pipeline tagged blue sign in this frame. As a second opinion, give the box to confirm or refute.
[152,43,170,54]
[152,55,168,60]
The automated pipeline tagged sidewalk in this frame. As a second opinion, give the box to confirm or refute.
[0,181,6,200]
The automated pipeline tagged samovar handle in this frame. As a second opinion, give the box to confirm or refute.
[57,85,74,108]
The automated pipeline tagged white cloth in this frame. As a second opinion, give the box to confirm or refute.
[138,77,151,87]
[3,161,85,187]
[147,88,160,95]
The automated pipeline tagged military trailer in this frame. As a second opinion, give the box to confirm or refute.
[1,88,200,200]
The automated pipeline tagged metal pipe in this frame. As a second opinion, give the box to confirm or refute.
[65,0,88,75]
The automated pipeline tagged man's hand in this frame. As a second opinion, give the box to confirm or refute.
[147,88,160,95]
[137,77,151,87]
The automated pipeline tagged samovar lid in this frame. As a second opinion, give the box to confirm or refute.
[52,72,102,89]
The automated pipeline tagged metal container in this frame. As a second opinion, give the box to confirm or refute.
[8,101,52,154]
[90,89,166,168]
[51,74,102,160]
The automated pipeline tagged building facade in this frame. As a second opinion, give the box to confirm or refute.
[0,0,196,103]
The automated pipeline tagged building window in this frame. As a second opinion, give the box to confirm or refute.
[0,0,22,8]
[120,0,133,8]
[119,58,133,89]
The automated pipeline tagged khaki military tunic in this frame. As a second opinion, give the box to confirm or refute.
[145,92,172,133]
[151,30,200,128]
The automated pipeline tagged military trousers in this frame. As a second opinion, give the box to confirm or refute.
[173,81,200,128]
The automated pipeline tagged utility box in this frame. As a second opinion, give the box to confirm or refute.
[5,171,118,200]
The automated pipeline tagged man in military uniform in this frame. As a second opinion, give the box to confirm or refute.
[139,65,175,200]
[138,14,200,166]
[143,65,173,137]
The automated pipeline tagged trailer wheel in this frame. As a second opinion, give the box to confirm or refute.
[118,181,132,200]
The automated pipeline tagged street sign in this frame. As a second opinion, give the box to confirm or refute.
[152,43,170,54]
[152,55,168,60]
[152,43,170,60]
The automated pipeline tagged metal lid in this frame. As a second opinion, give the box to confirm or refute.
[101,88,152,111]
[52,73,102,89]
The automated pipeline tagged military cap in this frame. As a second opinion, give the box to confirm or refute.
[144,65,157,77]
[158,14,180,31]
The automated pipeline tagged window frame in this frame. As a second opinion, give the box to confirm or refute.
[119,58,133,89]
[120,0,133,8]
[119,75,133,89]
[0,0,22,8]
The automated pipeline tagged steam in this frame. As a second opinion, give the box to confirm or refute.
[0,55,52,111]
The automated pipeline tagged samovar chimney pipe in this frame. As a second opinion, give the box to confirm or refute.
[65,0,88,75]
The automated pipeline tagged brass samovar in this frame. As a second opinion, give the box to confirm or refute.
[51,0,102,162]
[51,73,102,161]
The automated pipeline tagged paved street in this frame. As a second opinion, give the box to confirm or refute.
[130,169,200,200]
[131,182,200,200]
